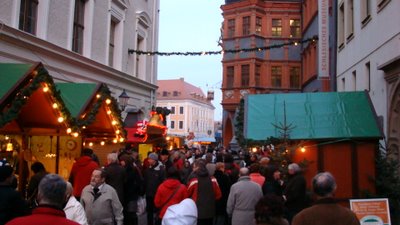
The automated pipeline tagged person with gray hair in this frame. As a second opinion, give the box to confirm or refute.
[7,174,79,225]
[292,172,360,225]
[227,166,263,225]
[104,152,126,202]
[64,182,88,225]
[283,163,307,223]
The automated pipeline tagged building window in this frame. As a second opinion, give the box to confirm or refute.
[338,3,345,48]
[173,91,179,96]
[179,121,183,129]
[241,65,250,87]
[162,91,168,97]
[290,19,301,37]
[361,0,371,24]
[290,67,300,88]
[272,19,282,37]
[255,65,261,87]
[342,77,346,90]
[352,70,357,91]
[72,0,85,54]
[242,16,250,35]
[255,16,262,34]
[170,121,175,129]
[227,66,234,88]
[377,0,391,12]
[136,35,144,77]
[19,0,38,34]
[365,62,370,91]
[171,106,175,114]
[346,0,354,40]
[228,19,235,38]
[109,20,116,66]
[179,106,184,114]
[271,66,282,88]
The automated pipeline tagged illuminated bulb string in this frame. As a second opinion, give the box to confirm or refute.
[128,36,318,56]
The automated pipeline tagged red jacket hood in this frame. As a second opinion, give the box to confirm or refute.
[163,178,182,189]
[75,156,95,167]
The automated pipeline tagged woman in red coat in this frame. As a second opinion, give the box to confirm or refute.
[154,166,187,224]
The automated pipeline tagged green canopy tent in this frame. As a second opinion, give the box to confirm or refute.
[245,91,382,140]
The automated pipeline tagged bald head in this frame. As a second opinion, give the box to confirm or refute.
[239,167,250,176]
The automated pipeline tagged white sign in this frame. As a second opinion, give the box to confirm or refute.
[318,0,330,78]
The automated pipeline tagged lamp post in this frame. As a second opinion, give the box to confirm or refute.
[118,89,129,111]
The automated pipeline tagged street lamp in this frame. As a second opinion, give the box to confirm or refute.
[118,89,129,111]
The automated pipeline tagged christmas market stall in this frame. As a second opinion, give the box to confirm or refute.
[244,91,382,204]
[56,82,125,165]
[0,62,125,193]
[0,62,77,192]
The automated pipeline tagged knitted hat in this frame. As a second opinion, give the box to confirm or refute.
[148,153,158,161]
[0,158,13,182]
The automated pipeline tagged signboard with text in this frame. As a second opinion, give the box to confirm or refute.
[318,0,330,78]
[350,198,391,225]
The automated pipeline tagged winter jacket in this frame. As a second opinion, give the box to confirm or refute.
[6,206,79,225]
[227,176,263,225]
[0,185,30,224]
[104,162,126,202]
[162,198,197,225]
[154,179,187,218]
[64,196,88,225]
[292,198,360,225]
[69,156,98,198]
[283,173,307,212]
[214,170,231,216]
[143,161,165,197]
[187,172,221,219]
[249,172,265,187]
[80,184,124,225]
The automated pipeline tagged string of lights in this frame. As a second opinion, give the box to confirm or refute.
[128,35,318,56]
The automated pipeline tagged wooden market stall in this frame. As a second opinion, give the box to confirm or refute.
[0,62,76,192]
[244,91,382,205]
[0,62,125,192]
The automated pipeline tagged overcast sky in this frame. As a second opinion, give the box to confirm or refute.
[158,0,225,121]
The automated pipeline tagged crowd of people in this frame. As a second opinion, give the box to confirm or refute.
[0,145,361,225]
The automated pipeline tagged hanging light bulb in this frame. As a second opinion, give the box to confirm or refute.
[119,137,124,142]
[66,128,72,133]
[300,147,306,153]
[112,120,117,125]
[73,132,79,137]
[43,86,49,92]
[100,141,105,146]
[52,103,58,109]
[96,94,101,98]
[113,139,118,143]
[106,99,111,104]
[58,117,64,123]
[107,110,112,115]
[89,142,93,147]
[116,130,120,134]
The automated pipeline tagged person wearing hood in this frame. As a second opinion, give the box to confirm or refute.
[162,198,197,225]
[187,158,221,225]
[144,152,166,225]
[154,166,187,224]
[68,148,99,201]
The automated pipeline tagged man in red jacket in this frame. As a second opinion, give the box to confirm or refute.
[68,148,98,200]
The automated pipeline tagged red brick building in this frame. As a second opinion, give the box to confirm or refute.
[221,0,302,147]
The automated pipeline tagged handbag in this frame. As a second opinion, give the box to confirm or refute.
[136,196,146,216]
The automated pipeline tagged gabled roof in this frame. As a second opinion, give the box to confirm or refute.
[245,91,383,140]
[56,83,125,139]
[157,78,213,107]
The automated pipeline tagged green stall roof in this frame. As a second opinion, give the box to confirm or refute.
[244,91,383,140]
[0,63,33,100]
[55,83,98,118]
